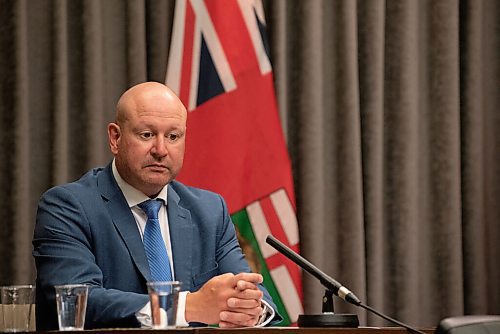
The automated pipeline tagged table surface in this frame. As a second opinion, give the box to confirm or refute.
[31,326,435,334]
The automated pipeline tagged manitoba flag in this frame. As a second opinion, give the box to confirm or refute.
[166,0,303,324]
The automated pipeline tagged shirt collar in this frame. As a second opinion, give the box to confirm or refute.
[112,159,168,208]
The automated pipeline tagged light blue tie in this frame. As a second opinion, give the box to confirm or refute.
[138,199,173,282]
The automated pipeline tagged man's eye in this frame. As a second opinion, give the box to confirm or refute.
[167,133,179,141]
[140,132,153,139]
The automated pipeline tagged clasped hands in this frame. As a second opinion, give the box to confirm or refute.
[185,272,265,327]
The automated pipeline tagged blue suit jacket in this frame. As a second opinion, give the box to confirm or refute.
[33,164,280,330]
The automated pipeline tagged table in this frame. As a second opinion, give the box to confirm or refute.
[33,327,435,334]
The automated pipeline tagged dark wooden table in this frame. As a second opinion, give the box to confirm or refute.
[33,327,435,334]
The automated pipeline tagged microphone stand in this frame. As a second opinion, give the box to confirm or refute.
[323,289,335,313]
[266,235,426,334]
[297,289,359,327]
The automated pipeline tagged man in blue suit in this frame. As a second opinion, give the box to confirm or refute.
[33,82,280,330]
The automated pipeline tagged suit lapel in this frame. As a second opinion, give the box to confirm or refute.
[97,164,151,281]
[167,184,194,290]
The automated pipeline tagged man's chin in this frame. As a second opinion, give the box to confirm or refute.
[147,172,177,186]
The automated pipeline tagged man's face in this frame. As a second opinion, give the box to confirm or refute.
[109,90,187,197]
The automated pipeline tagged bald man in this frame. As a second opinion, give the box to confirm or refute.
[33,82,280,330]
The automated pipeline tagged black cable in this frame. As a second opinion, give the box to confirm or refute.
[359,303,427,334]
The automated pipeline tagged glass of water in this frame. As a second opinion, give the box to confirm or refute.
[1,285,35,332]
[146,281,182,329]
[54,284,89,331]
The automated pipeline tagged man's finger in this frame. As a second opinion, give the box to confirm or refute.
[233,272,263,285]
[227,297,261,309]
[235,280,259,291]
[219,321,240,328]
[219,311,259,327]
[232,288,264,301]
[225,307,263,318]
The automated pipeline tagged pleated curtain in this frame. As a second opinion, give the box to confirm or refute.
[0,0,498,327]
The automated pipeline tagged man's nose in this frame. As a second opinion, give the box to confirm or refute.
[151,136,168,157]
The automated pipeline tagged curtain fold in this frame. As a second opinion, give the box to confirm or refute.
[81,0,106,167]
[357,0,386,326]
[460,0,487,315]
[52,0,70,184]
[425,0,463,321]
[481,0,500,314]
[145,0,176,82]
[292,0,331,315]
[125,0,147,85]
[0,0,498,327]
[12,0,32,284]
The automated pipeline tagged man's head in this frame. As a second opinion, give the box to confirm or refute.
[108,82,187,197]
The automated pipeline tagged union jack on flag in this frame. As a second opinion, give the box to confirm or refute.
[166,0,303,324]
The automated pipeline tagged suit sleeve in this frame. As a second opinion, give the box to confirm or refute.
[32,186,149,330]
[213,194,283,326]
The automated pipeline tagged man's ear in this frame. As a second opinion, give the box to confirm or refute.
[108,123,121,155]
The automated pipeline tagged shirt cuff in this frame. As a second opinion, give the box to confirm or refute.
[255,299,275,327]
[135,291,190,327]
[176,291,189,326]
[135,302,151,328]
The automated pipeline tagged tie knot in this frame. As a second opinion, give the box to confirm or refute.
[138,199,163,220]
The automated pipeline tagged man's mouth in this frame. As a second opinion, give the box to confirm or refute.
[145,164,168,170]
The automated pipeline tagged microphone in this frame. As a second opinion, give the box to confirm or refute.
[266,235,426,334]
[266,235,361,306]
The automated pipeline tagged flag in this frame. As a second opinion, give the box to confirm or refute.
[166,0,303,324]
